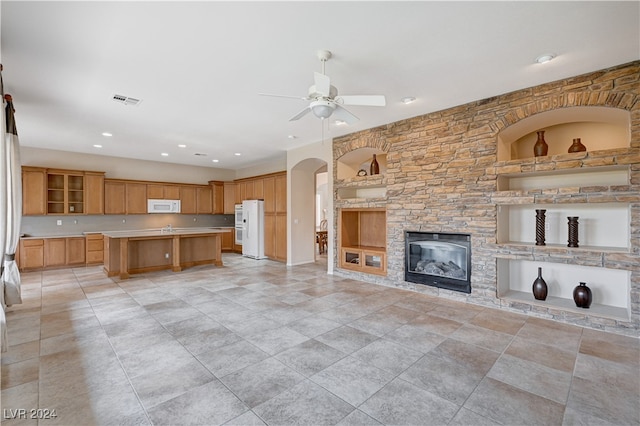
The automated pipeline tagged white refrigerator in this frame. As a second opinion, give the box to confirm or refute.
[242,200,266,259]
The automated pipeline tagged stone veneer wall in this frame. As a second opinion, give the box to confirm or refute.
[333,61,639,336]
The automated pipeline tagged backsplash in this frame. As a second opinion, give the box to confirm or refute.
[21,214,234,237]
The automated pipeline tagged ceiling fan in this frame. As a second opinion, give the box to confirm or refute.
[260,50,386,124]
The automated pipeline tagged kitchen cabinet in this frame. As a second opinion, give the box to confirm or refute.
[22,166,46,216]
[104,180,126,214]
[125,182,147,214]
[147,184,180,200]
[223,182,236,214]
[66,237,86,266]
[44,238,67,267]
[47,170,85,215]
[85,171,105,214]
[262,172,287,262]
[275,173,287,213]
[263,176,275,213]
[196,186,212,214]
[180,186,197,214]
[18,239,44,270]
[212,228,234,252]
[86,233,104,265]
[210,181,224,214]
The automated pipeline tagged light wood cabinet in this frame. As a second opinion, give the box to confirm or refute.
[196,186,212,214]
[125,182,147,214]
[218,228,234,252]
[47,170,85,215]
[85,172,105,214]
[263,176,275,213]
[22,167,46,216]
[66,237,86,265]
[210,181,224,214]
[253,179,264,201]
[223,182,236,214]
[264,214,275,259]
[147,184,180,200]
[44,238,66,267]
[86,234,104,265]
[180,186,197,214]
[275,173,287,213]
[235,182,246,204]
[146,184,164,199]
[18,239,44,270]
[104,180,126,214]
[338,208,387,276]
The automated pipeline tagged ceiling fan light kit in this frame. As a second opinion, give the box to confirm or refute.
[260,50,386,124]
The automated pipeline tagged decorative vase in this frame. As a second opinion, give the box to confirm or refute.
[532,267,548,301]
[568,138,587,153]
[533,131,548,157]
[535,209,546,246]
[573,282,592,308]
[370,154,380,175]
[567,216,579,248]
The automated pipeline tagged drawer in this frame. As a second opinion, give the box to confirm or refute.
[87,251,104,263]
[87,239,103,251]
[22,239,44,247]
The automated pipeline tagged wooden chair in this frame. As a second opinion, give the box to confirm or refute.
[316,220,328,254]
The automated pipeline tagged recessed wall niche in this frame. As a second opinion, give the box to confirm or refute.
[496,106,631,161]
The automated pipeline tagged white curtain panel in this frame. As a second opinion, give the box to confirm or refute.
[0,82,8,352]
[1,88,24,352]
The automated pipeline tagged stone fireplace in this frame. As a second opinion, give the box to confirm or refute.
[405,231,471,294]
[333,61,639,336]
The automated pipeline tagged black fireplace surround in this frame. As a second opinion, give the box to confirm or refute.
[405,231,472,294]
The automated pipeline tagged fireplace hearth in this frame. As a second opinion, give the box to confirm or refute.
[405,231,471,293]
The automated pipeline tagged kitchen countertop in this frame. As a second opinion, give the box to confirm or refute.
[102,228,227,238]
[20,227,234,240]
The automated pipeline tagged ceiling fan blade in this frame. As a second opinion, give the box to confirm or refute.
[335,95,386,106]
[259,93,309,100]
[332,104,359,124]
[314,72,331,97]
[289,106,311,121]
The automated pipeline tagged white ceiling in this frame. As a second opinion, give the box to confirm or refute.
[2,1,638,171]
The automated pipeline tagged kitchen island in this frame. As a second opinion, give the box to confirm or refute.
[102,228,226,279]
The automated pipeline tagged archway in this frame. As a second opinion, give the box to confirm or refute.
[289,157,329,267]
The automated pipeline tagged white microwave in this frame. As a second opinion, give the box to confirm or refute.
[147,199,181,213]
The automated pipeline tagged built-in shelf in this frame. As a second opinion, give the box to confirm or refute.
[496,165,629,192]
[497,258,631,321]
[496,106,630,162]
[496,202,630,250]
[337,147,387,180]
[338,208,387,276]
[337,185,386,200]
[500,290,629,321]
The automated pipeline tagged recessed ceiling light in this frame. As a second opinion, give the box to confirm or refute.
[161,152,169,157]
[234,153,241,156]
[535,53,556,64]
[287,135,297,139]
[401,97,416,104]
[93,144,102,148]
[212,159,219,163]
[334,120,347,126]
[101,132,112,137]
[178,144,187,148]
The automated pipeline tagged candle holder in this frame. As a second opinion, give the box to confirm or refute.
[568,216,579,248]
[535,209,546,246]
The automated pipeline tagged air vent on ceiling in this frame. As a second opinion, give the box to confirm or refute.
[194,153,208,156]
[112,94,141,106]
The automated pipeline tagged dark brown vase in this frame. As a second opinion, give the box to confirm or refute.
[533,131,548,157]
[370,154,380,175]
[573,282,592,308]
[532,267,548,301]
[568,138,587,153]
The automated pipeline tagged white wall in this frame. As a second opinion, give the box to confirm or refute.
[287,140,333,272]
[21,147,236,183]
[234,157,287,179]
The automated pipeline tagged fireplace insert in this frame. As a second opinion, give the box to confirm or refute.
[405,231,471,293]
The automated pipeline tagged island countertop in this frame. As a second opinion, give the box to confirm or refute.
[102,228,225,279]
[101,227,228,238]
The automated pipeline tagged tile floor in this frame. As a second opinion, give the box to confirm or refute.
[1,254,639,426]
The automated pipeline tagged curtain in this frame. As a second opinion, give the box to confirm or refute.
[1,66,23,352]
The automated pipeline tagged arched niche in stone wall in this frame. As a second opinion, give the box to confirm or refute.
[336,148,388,179]
[497,106,631,162]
